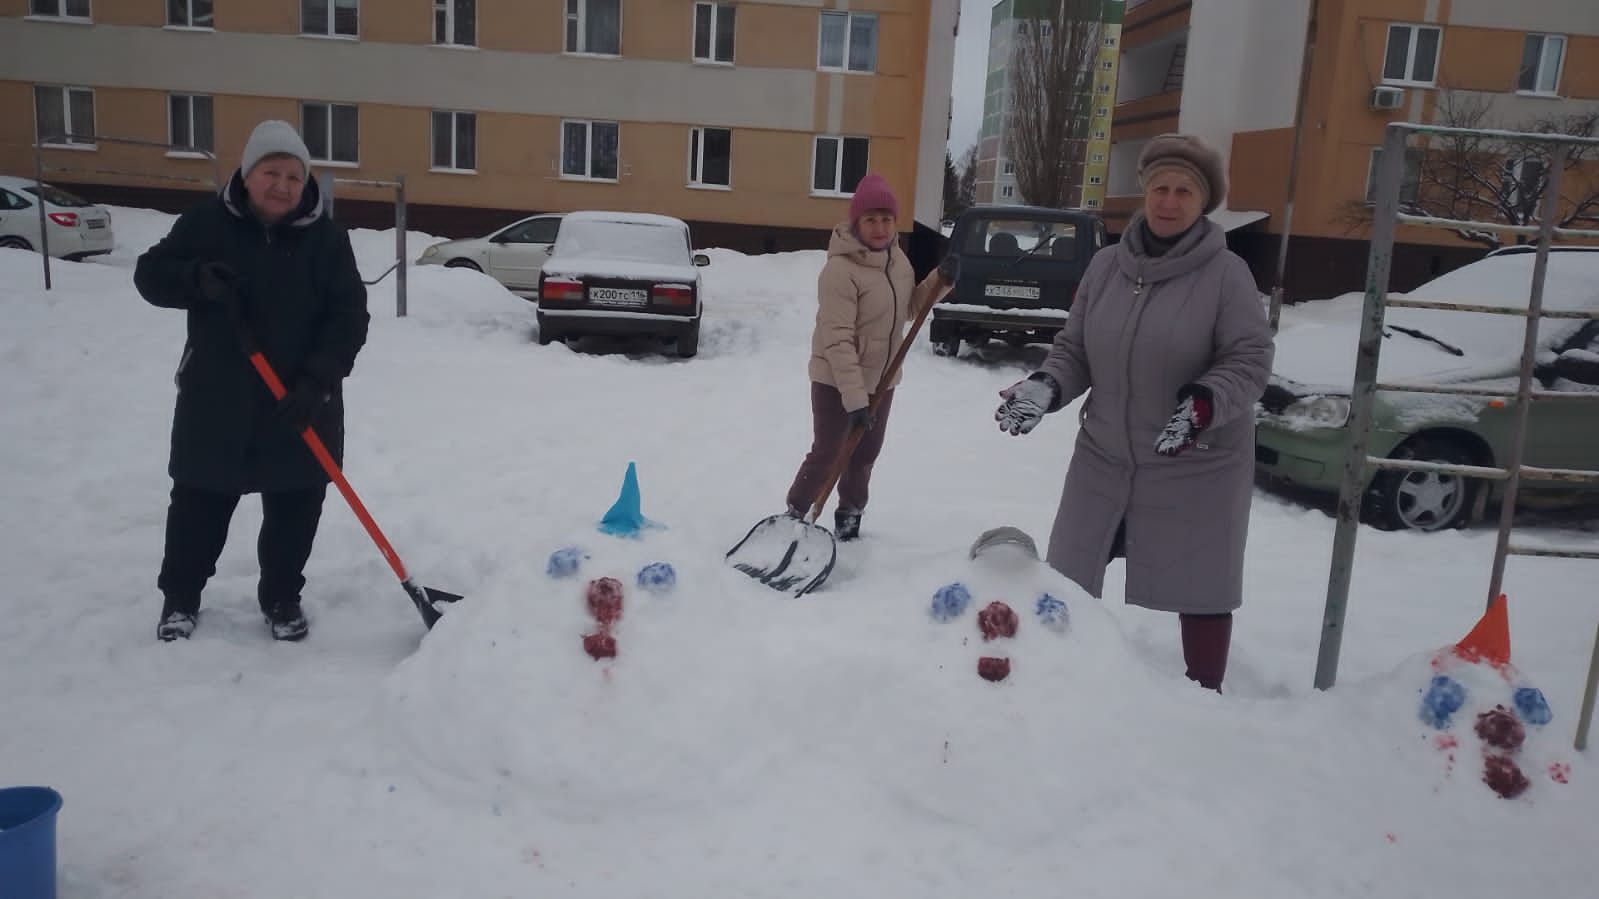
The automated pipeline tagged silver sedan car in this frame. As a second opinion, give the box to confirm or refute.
[415,213,564,299]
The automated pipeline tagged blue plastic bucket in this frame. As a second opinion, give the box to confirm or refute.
[0,786,63,899]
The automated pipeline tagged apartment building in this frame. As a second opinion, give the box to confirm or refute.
[0,0,959,257]
[1108,0,1599,298]
[974,0,1122,209]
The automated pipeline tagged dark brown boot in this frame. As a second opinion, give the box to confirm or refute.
[1179,612,1233,692]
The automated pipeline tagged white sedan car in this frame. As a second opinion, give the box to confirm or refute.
[0,175,114,260]
[536,211,708,358]
[415,213,565,299]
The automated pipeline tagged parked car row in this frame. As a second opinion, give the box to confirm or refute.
[0,175,115,261]
[417,210,707,358]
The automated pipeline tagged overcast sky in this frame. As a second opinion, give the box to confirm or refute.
[947,0,996,160]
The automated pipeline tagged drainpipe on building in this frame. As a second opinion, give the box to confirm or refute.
[1269,0,1319,333]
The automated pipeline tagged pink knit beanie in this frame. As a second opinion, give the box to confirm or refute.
[849,172,899,223]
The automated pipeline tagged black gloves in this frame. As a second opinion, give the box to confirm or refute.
[194,261,238,308]
[995,373,1059,436]
[847,407,875,431]
[1154,384,1214,457]
[275,375,331,432]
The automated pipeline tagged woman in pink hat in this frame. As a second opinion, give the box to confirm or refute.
[783,172,951,540]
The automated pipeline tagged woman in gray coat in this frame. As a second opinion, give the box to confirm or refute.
[993,133,1274,691]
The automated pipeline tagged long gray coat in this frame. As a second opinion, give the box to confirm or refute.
[1036,212,1274,614]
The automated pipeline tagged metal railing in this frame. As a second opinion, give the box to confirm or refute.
[1313,122,1599,753]
[319,173,411,317]
[33,133,221,290]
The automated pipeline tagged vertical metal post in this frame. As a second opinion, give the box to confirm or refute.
[1268,0,1318,333]
[320,171,335,220]
[1314,124,1406,690]
[1484,144,1567,609]
[396,174,408,318]
[34,139,52,290]
[1578,621,1599,752]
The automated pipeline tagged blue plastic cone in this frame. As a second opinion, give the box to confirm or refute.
[598,462,660,538]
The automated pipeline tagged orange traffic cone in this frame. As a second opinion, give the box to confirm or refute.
[1455,594,1511,667]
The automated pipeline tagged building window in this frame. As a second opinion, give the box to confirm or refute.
[1000,185,1015,199]
[1093,130,1106,140]
[689,126,731,187]
[1518,34,1565,94]
[303,0,358,38]
[29,0,90,18]
[1092,153,1105,163]
[1103,36,1116,47]
[1365,146,1423,203]
[562,119,620,180]
[1097,83,1111,93]
[812,135,868,195]
[431,110,476,171]
[434,0,475,46]
[1085,198,1099,208]
[1088,175,1103,185]
[168,0,212,28]
[1096,106,1109,117]
[566,0,621,55]
[818,11,877,73]
[1382,24,1441,86]
[1002,160,1015,175]
[169,94,213,153]
[694,2,735,64]
[34,85,95,147]
[302,101,359,164]
[1100,60,1113,70]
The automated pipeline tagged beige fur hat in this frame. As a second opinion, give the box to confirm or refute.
[1137,133,1227,214]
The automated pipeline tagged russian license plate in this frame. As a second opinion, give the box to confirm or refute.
[984,283,1040,300]
[85,219,107,230]
[589,287,648,307]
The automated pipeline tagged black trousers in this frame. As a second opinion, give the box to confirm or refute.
[157,482,328,615]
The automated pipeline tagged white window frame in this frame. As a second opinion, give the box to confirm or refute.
[434,0,475,47]
[1093,129,1107,140]
[1103,36,1116,47]
[561,119,621,181]
[1002,159,1015,175]
[1100,60,1114,70]
[28,0,91,21]
[34,85,96,149]
[817,11,878,74]
[1000,185,1015,199]
[688,126,732,189]
[167,93,214,157]
[811,134,869,197]
[1096,106,1109,117]
[430,110,476,173]
[1382,23,1442,87]
[167,0,212,29]
[1517,34,1565,96]
[1088,175,1103,186]
[1365,146,1423,204]
[693,2,735,65]
[565,0,622,56]
[1085,197,1100,208]
[1092,153,1105,163]
[301,101,360,166]
[302,0,359,40]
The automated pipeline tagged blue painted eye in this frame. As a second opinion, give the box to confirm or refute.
[1035,594,1068,631]
[930,583,972,622]
[637,562,678,594]
[1419,675,1467,729]
[546,546,587,579]
[1513,686,1552,726]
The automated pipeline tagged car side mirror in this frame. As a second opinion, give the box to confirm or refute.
[1553,349,1599,386]
[693,253,710,267]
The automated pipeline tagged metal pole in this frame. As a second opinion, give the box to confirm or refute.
[1484,144,1567,609]
[1578,622,1599,752]
[1314,124,1406,690]
[396,174,408,318]
[320,171,335,220]
[1268,0,1318,332]
[34,138,52,290]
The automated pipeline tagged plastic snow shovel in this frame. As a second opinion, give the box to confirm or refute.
[727,273,955,596]
[237,325,462,629]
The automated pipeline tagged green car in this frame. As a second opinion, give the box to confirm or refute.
[1255,250,1599,531]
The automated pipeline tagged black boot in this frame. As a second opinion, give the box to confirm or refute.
[157,593,199,641]
[834,507,862,541]
[263,600,309,642]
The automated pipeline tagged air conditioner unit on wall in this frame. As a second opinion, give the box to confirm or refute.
[1371,86,1406,110]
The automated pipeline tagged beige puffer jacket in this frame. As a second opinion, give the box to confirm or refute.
[808,224,944,412]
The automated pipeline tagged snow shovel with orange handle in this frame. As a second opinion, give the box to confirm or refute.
[238,325,462,629]
[726,260,957,596]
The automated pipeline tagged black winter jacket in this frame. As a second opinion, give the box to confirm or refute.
[134,172,369,493]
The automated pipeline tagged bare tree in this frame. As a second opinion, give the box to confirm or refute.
[1343,89,1599,248]
[957,143,979,212]
[1004,0,1104,209]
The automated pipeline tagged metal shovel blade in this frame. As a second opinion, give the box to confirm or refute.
[726,514,838,597]
[403,579,464,629]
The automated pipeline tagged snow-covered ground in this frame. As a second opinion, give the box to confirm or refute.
[2,206,1597,898]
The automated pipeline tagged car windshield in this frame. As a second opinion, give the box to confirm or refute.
[22,184,93,208]
[961,218,1079,260]
[553,219,689,265]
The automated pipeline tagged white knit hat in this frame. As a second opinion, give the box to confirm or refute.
[240,120,311,177]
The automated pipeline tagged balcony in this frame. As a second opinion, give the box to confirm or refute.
[1113,90,1181,129]
[1121,0,1191,51]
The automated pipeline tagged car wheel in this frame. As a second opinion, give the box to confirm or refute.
[1367,437,1480,532]
[445,259,482,272]
[0,236,33,251]
[675,325,699,358]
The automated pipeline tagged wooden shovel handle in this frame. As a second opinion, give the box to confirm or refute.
[805,282,952,523]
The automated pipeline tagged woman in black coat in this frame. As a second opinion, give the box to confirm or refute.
[134,119,369,642]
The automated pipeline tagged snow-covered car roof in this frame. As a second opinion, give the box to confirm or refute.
[551,211,696,268]
[559,210,689,230]
[1271,252,1599,393]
